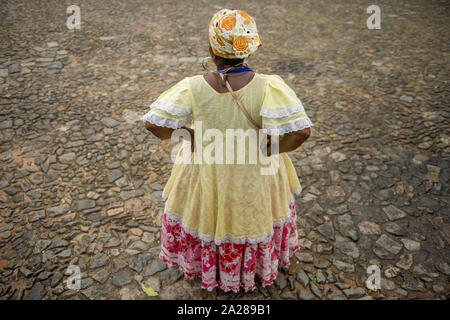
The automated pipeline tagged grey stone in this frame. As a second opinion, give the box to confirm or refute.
[129,241,149,251]
[115,176,128,187]
[3,185,18,196]
[316,222,335,241]
[25,282,46,300]
[400,239,420,251]
[432,284,446,294]
[296,269,309,287]
[395,254,413,270]
[314,258,331,269]
[150,182,163,190]
[59,153,76,163]
[314,243,333,254]
[150,191,163,203]
[337,214,359,241]
[49,61,63,69]
[178,57,197,63]
[383,222,408,236]
[104,237,121,248]
[0,223,14,232]
[330,152,347,162]
[298,289,315,300]
[73,199,96,212]
[336,241,359,259]
[129,254,152,273]
[120,190,144,201]
[0,120,13,129]
[29,210,45,222]
[310,283,322,298]
[82,285,111,300]
[400,95,413,103]
[343,287,365,298]
[100,36,116,41]
[34,240,51,254]
[358,221,381,235]
[327,290,346,300]
[332,258,355,273]
[401,275,424,291]
[274,273,287,290]
[374,234,403,256]
[51,272,63,288]
[335,283,350,290]
[145,258,167,276]
[49,204,70,217]
[383,205,407,221]
[112,271,132,288]
[160,268,183,286]
[434,260,450,275]
[119,287,141,300]
[58,249,72,258]
[107,169,123,183]
[295,252,313,263]
[80,277,94,289]
[47,41,59,48]
[90,253,109,269]
[49,239,69,249]
[159,283,190,300]
[326,269,337,283]
[381,278,396,291]
[92,269,110,284]
[316,270,326,284]
[101,117,120,128]
[9,63,20,73]
[280,291,297,300]
[20,267,33,277]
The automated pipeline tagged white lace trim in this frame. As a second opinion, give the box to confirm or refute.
[150,99,192,116]
[162,174,300,203]
[260,101,305,118]
[262,117,313,135]
[163,193,297,246]
[163,188,300,200]
[141,112,191,129]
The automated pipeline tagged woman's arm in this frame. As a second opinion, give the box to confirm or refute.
[267,127,311,156]
[144,122,195,152]
[144,122,174,140]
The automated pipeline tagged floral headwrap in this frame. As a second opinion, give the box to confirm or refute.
[208,9,262,59]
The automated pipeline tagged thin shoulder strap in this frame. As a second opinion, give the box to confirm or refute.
[216,72,261,129]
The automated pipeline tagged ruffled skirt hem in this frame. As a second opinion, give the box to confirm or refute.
[159,194,300,293]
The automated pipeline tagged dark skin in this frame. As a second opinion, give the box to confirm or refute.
[144,45,311,155]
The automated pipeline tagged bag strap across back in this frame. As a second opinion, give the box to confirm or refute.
[215,71,261,130]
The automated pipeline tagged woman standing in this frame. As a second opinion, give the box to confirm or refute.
[142,9,312,293]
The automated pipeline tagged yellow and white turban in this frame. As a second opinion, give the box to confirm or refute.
[208,9,262,59]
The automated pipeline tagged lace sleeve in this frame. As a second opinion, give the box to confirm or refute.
[260,75,312,135]
[141,77,193,129]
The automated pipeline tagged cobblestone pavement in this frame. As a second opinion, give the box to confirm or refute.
[0,0,449,300]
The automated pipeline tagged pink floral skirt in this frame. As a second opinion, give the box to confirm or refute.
[159,195,300,293]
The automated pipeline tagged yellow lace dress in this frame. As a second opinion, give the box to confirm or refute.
[142,73,312,292]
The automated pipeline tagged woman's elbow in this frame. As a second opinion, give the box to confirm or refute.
[144,121,173,139]
[294,127,311,140]
[145,121,157,131]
